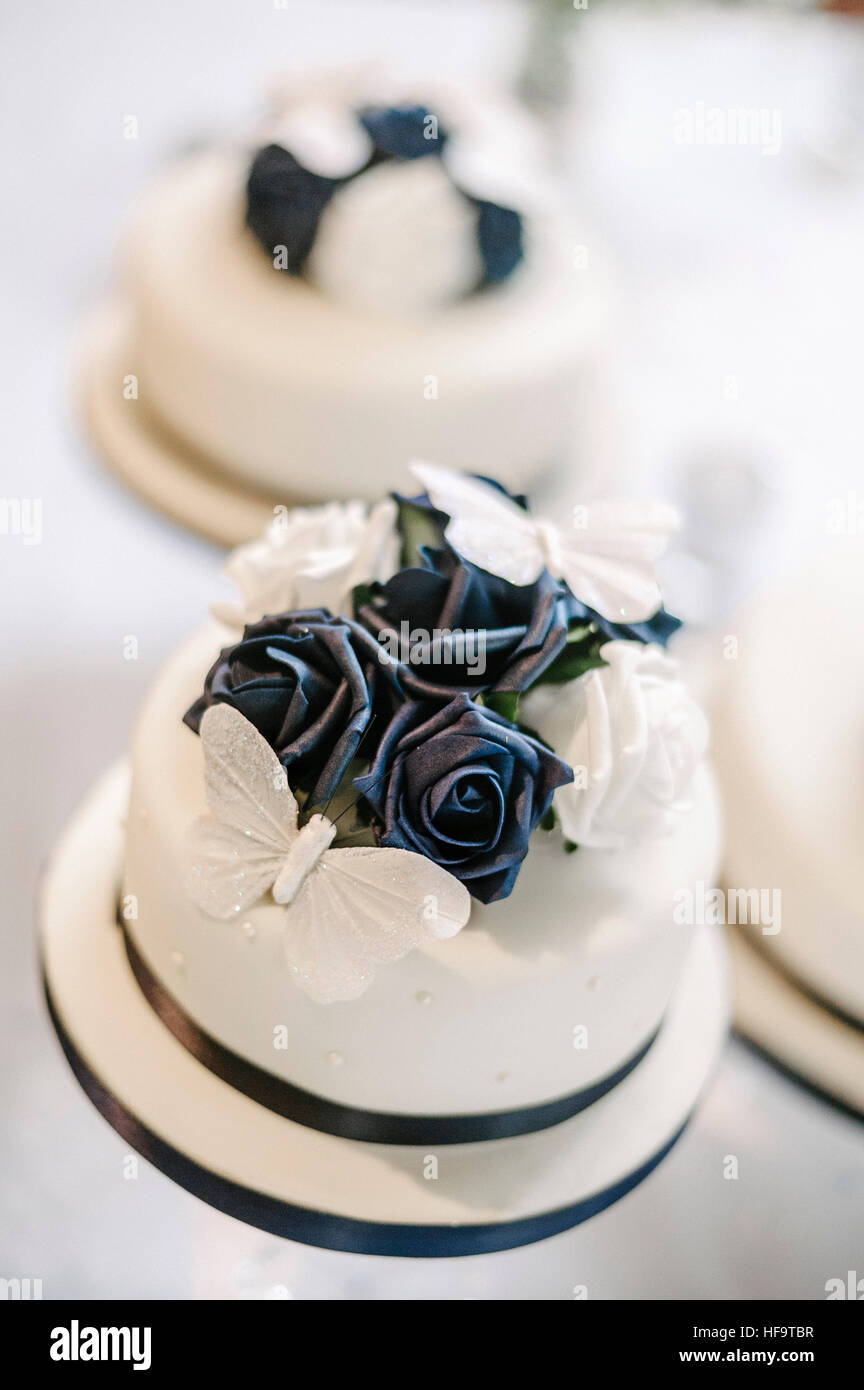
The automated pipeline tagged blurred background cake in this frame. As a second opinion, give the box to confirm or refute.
[714,544,864,1114]
[82,69,610,537]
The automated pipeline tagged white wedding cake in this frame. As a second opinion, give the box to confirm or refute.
[97,75,603,510]
[122,465,719,1116]
[43,465,728,1252]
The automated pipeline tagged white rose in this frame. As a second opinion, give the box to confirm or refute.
[520,641,709,850]
[307,158,483,315]
[213,498,399,629]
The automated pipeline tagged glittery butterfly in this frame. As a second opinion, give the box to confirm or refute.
[187,704,470,1004]
[411,461,679,624]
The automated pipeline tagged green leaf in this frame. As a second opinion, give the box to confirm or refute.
[539,647,608,685]
[395,497,444,569]
[486,690,520,724]
[564,840,580,854]
[540,804,557,831]
[351,581,375,617]
[529,616,608,688]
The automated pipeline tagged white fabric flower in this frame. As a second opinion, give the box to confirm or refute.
[213,498,400,629]
[520,641,709,851]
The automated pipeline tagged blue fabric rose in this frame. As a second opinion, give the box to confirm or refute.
[355,544,570,699]
[183,610,398,807]
[245,144,340,274]
[354,695,573,903]
[358,104,446,160]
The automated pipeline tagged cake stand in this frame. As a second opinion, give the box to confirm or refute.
[728,928,864,1122]
[712,549,864,1123]
[40,762,730,1258]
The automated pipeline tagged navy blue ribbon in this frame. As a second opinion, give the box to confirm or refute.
[44,972,686,1257]
[120,921,658,1146]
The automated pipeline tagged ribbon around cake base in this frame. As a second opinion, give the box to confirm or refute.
[44,971,686,1256]
[119,916,661,1146]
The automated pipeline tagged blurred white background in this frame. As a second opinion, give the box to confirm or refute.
[2,0,864,1298]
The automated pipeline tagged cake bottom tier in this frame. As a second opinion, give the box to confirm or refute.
[41,762,730,1257]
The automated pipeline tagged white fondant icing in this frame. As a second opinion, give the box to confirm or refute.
[122,628,722,1117]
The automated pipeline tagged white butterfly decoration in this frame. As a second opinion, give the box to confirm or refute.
[410,462,680,625]
[187,704,470,1004]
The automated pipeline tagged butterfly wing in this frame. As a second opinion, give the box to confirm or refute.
[187,816,289,919]
[410,461,544,587]
[557,499,680,623]
[187,704,298,919]
[281,846,471,1004]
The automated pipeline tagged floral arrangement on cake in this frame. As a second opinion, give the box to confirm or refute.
[245,72,549,313]
[184,464,707,1002]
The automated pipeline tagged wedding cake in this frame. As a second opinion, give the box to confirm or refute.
[85,74,606,536]
[43,465,728,1253]
[715,544,864,1114]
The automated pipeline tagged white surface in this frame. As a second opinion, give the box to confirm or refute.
[3,0,864,1298]
[123,630,720,1114]
[42,761,729,1244]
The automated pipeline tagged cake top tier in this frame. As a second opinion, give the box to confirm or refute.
[183,464,707,1002]
[245,71,553,313]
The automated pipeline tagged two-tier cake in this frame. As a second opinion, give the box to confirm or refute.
[42,465,728,1255]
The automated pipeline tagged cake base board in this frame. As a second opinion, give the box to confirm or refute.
[79,302,289,547]
[40,762,730,1258]
[729,927,864,1123]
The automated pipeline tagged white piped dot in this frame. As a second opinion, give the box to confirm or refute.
[415,990,433,1005]
[171,950,186,971]
[587,975,600,991]
[240,921,257,941]
[327,1050,344,1068]
[496,1070,510,1083]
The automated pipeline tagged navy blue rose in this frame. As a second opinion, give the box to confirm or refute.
[355,544,570,699]
[245,144,339,275]
[354,696,573,903]
[183,610,398,807]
